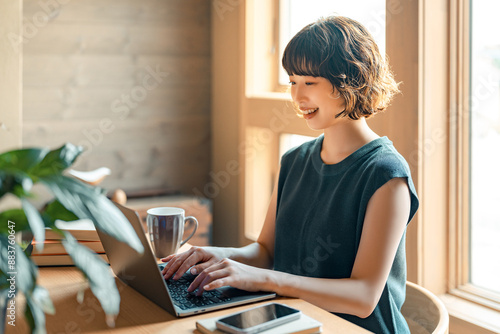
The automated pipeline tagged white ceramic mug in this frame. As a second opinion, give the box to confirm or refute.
[146,207,198,258]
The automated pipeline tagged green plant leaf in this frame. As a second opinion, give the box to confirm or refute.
[0,288,10,331]
[24,240,34,257]
[22,285,55,334]
[41,199,79,227]
[0,170,4,197]
[22,199,46,250]
[0,172,34,199]
[0,148,47,172]
[0,271,9,290]
[31,143,83,179]
[43,175,143,254]
[30,285,55,315]
[62,233,120,320]
[0,148,46,199]
[0,209,29,233]
[44,176,95,219]
[25,295,47,334]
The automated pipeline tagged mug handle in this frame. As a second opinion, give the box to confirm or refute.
[180,216,198,246]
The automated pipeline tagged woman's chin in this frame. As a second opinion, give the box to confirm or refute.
[305,121,325,131]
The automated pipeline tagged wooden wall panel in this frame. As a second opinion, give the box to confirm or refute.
[24,23,210,56]
[23,0,210,25]
[0,0,22,152]
[22,0,211,196]
[23,86,210,121]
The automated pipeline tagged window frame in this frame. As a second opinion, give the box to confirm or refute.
[276,0,290,90]
[448,0,500,311]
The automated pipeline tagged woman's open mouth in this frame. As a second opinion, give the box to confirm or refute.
[299,108,318,118]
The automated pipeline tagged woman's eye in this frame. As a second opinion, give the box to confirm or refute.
[289,81,296,85]
[305,82,315,86]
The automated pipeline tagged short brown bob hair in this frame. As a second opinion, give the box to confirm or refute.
[282,16,400,119]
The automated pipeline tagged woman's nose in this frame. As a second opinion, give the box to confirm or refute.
[292,85,306,103]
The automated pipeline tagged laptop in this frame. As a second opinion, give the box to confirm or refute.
[95,203,276,317]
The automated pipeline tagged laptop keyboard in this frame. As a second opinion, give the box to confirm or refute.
[160,267,232,310]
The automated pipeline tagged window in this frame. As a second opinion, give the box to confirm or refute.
[469,0,500,295]
[278,0,386,86]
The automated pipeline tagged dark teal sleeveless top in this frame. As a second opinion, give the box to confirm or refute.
[274,135,419,333]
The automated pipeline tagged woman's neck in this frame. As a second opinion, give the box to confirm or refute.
[320,117,379,164]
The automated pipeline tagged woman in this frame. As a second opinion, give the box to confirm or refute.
[162,15,419,333]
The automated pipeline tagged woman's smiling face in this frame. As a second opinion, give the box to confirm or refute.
[289,75,347,130]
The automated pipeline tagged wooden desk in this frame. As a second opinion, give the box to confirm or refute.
[6,265,371,333]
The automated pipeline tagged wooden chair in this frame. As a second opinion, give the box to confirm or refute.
[402,281,449,334]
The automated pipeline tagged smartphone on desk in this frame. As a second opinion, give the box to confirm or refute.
[215,303,301,334]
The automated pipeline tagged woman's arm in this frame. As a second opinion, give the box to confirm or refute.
[195,177,411,318]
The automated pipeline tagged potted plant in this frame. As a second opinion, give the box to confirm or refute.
[0,143,143,333]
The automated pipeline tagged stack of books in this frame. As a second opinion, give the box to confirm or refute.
[31,220,108,266]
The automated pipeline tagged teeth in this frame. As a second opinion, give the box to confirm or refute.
[300,108,318,115]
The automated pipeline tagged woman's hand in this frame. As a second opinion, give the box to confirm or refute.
[187,258,270,296]
[161,246,227,280]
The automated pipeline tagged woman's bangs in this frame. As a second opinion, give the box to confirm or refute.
[284,55,321,77]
